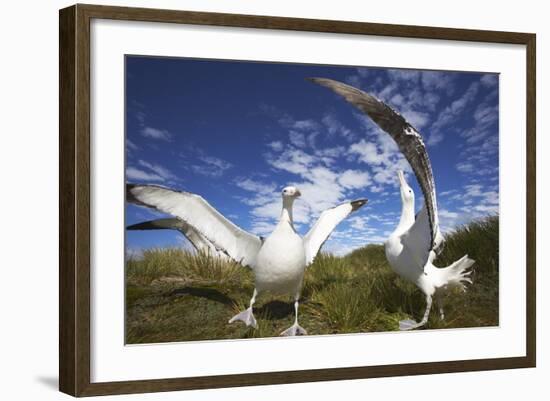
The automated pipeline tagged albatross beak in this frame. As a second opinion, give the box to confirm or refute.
[397,170,406,188]
[295,189,302,197]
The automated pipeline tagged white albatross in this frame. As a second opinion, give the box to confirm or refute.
[387,171,474,329]
[126,183,367,336]
[310,78,474,330]
[127,218,229,259]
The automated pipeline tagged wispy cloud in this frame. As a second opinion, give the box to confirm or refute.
[268,141,284,152]
[126,167,165,182]
[179,144,234,179]
[137,160,177,180]
[127,159,178,183]
[480,73,498,87]
[126,138,139,153]
[191,155,233,178]
[428,81,479,146]
[322,113,355,141]
[141,126,173,141]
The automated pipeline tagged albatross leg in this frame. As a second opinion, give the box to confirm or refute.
[436,293,445,320]
[228,288,258,328]
[399,294,433,331]
[280,294,308,336]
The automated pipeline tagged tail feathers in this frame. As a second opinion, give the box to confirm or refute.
[127,218,182,231]
[438,255,475,292]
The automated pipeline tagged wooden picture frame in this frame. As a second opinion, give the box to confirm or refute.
[59,3,536,397]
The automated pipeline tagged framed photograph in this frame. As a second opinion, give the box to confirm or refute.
[59,4,536,397]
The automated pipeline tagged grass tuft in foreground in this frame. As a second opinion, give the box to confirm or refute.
[126,216,499,344]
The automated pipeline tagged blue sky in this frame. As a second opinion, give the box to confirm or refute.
[125,56,499,256]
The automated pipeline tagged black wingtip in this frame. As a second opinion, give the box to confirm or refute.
[126,183,149,206]
[126,183,136,202]
[126,220,155,230]
[127,223,143,230]
[351,199,368,211]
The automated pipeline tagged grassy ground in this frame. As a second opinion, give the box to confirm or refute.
[126,216,499,344]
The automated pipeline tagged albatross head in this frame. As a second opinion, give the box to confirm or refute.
[282,186,301,199]
[397,170,414,207]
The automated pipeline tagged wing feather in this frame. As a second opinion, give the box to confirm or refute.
[127,184,262,266]
[127,218,228,258]
[304,199,367,265]
[309,77,443,253]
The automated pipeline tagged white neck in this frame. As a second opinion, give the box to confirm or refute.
[280,197,294,226]
[395,199,415,236]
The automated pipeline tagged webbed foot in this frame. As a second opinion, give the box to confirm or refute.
[280,323,307,336]
[399,319,424,331]
[228,307,257,328]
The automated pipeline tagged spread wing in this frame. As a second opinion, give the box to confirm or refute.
[304,199,368,265]
[309,77,443,253]
[127,218,227,257]
[127,184,262,266]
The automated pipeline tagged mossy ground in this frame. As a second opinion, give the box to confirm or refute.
[126,216,499,344]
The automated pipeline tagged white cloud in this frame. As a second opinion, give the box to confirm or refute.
[402,110,430,129]
[474,103,499,125]
[348,215,370,230]
[349,140,386,165]
[135,110,146,124]
[314,146,346,165]
[267,148,316,176]
[459,101,499,145]
[456,161,475,173]
[439,209,459,219]
[428,82,480,146]
[141,126,172,141]
[126,139,138,152]
[370,185,384,193]
[126,167,164,182]
[322,113,354,140]
[235,178,277,194]
[292,119,319,131]
[387,69,421,83]
[377,82,399,101]
[137,160,177,180]
[268,141,284,152]
[289,131,306,148]
[421,71,456,95]
[348,137,411,187]
[338,169,371,189]
[191,154,232,178]
[480,74,498,87]
[127,159,177,183]
[390,93,404,106]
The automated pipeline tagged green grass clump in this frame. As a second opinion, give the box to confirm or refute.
[127,249,251,287]
[125,216,499,344]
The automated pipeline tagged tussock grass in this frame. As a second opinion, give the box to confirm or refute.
[126,216,499,344]
[127,249,251,287]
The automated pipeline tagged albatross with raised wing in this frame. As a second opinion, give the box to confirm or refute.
[310,77,474,330]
